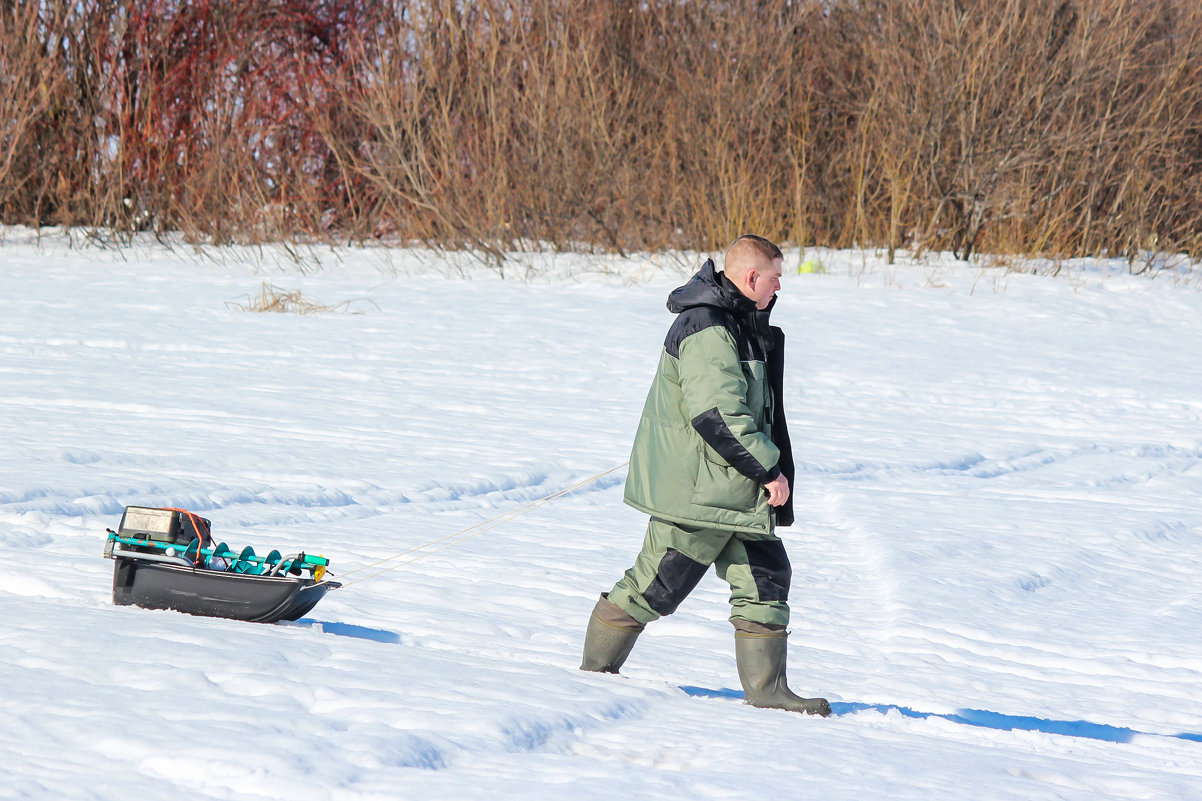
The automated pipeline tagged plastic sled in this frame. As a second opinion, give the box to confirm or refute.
[103,506,340,623]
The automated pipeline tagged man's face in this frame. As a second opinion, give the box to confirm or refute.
[746,258,783,310]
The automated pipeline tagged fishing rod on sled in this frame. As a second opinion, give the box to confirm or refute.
[335,461,629,589]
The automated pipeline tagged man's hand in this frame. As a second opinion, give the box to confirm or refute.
[763,474,790,507]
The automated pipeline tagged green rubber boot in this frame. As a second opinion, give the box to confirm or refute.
[580,594,645,673]
[735,630,831,716]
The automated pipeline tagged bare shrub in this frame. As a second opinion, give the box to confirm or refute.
[829,0,1202,261]
[2,0,1201,264]
[0,3,65,222]
[0,0,380,242]
[334,1,834,257]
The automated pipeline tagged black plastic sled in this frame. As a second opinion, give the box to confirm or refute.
[104,506,340,623]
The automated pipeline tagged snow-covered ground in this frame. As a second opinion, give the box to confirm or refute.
[2,232,1201,800]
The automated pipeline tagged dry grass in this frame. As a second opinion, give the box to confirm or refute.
[227,282,366,315]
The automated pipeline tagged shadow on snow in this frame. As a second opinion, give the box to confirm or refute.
[290,618,402,644]
[679,687,1202,744]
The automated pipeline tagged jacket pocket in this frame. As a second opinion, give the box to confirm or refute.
[692,450,761,512]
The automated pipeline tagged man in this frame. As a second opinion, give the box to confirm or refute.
[580,234,830,716]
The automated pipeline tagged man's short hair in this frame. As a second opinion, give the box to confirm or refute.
[726,234,783,265]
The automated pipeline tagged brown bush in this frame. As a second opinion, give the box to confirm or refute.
[2,0,1200,263]
[0,0,378,242]
[336,1,831,257]
[844,0,1202,262]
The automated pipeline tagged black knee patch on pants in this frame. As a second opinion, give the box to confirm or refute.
[744,540,791,602]
[643,548,708,616]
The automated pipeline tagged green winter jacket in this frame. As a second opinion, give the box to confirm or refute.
[624,260,795,534]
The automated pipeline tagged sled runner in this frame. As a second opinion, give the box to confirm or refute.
[103,506,339,623]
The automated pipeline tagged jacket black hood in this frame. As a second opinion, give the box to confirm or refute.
[667,259,757,316]
[667,258,777,321]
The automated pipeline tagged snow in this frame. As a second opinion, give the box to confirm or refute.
[2,232,1201,800]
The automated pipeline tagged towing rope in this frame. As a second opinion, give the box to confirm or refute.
[334,462,628,589]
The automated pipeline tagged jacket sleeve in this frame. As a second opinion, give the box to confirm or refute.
[676,325,780,484]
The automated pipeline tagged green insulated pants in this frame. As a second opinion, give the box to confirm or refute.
[607,516,792,628]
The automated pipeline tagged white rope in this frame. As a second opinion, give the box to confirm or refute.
[335,462,628,588]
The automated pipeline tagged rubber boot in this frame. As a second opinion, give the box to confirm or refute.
[735,630,831,716]
[580,594,645,673]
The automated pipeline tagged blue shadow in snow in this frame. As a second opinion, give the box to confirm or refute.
[681,685,744,700]
[832,702,1142,743]
[679,690,1202,744]
[294,618,402,644]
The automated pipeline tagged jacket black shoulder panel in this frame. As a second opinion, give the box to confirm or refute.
[664,306,735,359]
